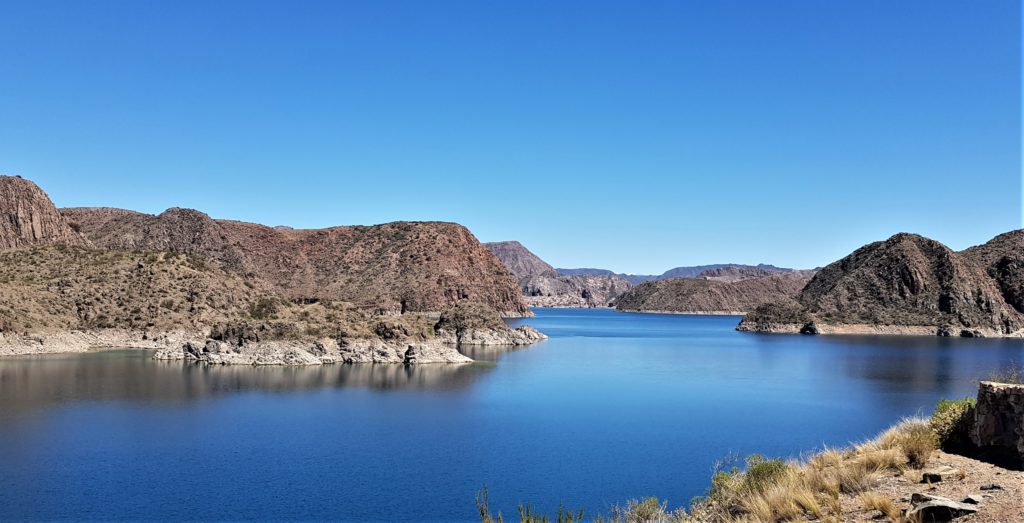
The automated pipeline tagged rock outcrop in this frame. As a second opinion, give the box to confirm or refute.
[615,272,812,314]
[973,381,1024,467]
[521,273,632,308]
[62,207,528,315]
[0,175,87,249]
[738,233,1024,337]
[962,230,1024,315]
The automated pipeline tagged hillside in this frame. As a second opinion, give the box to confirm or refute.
[0,246,262,333]
[62,206,528,315]
[739,233,1024,336]
[615,272,811,314]
[483,241,557,278]
[0,176,87,249]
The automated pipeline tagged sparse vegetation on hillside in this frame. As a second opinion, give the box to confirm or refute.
[615,273,811,314]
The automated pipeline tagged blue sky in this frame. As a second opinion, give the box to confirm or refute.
[0,1,1019,274]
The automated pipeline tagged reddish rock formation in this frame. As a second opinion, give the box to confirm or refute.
[0,176,87,249]
[484,241,558,278]
[61,207,528,315]
[739,233,1024,336]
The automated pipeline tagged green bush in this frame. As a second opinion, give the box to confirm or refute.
[930,397,976,452]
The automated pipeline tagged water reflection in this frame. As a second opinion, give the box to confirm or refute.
[0,350,494,418]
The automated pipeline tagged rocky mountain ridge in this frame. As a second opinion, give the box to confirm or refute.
[483,241,557,278]
[739,232,1024,337]
[0,175,544,363]
[63,206,528,315]
[557,263,792,285]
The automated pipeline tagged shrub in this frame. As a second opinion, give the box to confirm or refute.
[249,296,280,320]
[930,398,976,452]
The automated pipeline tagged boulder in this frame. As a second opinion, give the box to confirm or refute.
[906,496,978,522]
[920,465,963,484]
[972,381,1024,466]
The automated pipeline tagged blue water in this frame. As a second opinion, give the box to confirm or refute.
[2,308,1022,521]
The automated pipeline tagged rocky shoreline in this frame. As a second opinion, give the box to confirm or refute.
[736,320,1024,338]
[617,308,746,316]
[0,324,547,365]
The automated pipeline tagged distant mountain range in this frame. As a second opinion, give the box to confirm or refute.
[557,264,792,285]
[487,241,800,310]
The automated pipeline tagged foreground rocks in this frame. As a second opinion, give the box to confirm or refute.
[973,381,1024,466]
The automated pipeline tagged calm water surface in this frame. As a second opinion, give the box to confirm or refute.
[2,308,1023,521]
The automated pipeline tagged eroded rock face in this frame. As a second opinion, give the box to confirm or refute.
[0,176,87,250]
[972,381,1024,466]
[522,274,632,308]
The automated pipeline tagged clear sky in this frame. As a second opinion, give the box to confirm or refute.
[1,1,1019,274]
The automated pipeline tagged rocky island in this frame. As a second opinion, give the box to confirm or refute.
[0,175,546,364]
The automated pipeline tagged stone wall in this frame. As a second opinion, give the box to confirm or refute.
[972,381,1024,466]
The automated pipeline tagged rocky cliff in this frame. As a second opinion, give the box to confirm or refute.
[615,272,811,314]
[62,207,528,315]
[484,241,557,278]
[739,233,1024,336]
[522,273,633,308]
[962,230,1024,316]
[486,240,632,307]
[0,176,87,249]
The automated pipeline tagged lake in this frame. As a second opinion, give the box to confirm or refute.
[1,308,1022,521]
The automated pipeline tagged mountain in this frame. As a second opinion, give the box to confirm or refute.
[484,241,557,278]
[62,207,528,315]
[615,272,812,314]
[557,264,792,285]
[487,242,633,307]
[556,268,618,277]
[961,230,1024,315]
[521,273,632,308]
[696,266,787,282]
[0,176,87,249]
[0,175,544,362]
[739,233,1024,336]
[661,263,789,279]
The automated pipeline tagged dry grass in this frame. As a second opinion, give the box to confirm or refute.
[689,418,937,523]
[859,491,902,521]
